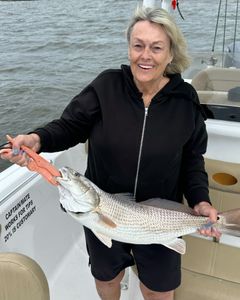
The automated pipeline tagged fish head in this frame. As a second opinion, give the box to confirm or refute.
[56,166,99,213]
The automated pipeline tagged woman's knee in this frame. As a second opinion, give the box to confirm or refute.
[140,281,174,300]
[94,270,125,300]
[95,270,125,289]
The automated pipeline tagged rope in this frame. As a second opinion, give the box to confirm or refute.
[232,0,239,55]
[210,0,239,66]
[211,0,222,53]
[221,0,228,66]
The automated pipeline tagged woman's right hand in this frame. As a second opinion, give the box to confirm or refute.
[0,134,41,167]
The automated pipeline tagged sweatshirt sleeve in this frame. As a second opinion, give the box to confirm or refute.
[182,95,210,208]
[33,85,101,152]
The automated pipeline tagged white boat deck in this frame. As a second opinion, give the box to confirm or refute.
[49,229,132,300]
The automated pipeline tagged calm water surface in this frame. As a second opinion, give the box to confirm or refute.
[0,0,238,170]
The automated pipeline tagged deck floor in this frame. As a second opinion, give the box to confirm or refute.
[49,232,132,300]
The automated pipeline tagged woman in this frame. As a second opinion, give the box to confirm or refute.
[0,6,220,300]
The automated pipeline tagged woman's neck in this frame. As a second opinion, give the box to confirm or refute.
[135,76,169,107]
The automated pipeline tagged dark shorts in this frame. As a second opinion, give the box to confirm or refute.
[84,227,181,292]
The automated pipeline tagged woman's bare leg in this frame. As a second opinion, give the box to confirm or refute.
[140,281,174,300]
[95,270,125,300]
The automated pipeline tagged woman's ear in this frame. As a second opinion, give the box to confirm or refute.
[168,51,173,64]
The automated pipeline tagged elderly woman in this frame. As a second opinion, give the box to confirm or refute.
[0,6,219,300]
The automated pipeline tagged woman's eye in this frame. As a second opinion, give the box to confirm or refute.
[152,46,162,53]
[133,44,143,50]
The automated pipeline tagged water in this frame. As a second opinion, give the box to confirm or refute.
[0,0,238,171]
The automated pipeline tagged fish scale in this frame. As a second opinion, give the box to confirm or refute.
[98,191,208,231]
[56,167,240,254]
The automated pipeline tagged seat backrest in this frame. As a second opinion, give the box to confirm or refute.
[191,67,240,92]
[0,252,50,300]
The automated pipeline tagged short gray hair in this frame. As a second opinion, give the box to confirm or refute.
[126,6,191,74]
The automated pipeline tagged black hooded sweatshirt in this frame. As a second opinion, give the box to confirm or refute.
[34,65,210,208]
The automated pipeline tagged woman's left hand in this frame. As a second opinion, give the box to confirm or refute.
[193,201,222,240]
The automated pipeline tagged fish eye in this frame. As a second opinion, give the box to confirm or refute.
[74,171,81,177]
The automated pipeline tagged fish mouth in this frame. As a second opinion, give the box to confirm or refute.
[56,166,82,184]
[56,168,68,182]
[56,175,66,183]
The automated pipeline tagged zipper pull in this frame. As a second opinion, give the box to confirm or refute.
[145,107,148,116]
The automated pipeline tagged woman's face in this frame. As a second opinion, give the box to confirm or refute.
[128,20,173,89]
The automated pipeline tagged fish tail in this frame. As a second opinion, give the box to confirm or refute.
[218,208,240,237]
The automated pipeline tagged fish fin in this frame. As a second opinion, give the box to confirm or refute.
[93,231,112,248]
[140,198,194,214]
[162,238,186,255]
[98,213,117,228]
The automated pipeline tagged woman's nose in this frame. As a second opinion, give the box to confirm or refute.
[141,46,151,59]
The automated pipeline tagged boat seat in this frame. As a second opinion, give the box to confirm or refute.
[0,252,50,300]
[191,67,240,92]
[191,67,240,105]
[175,158,240,300]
